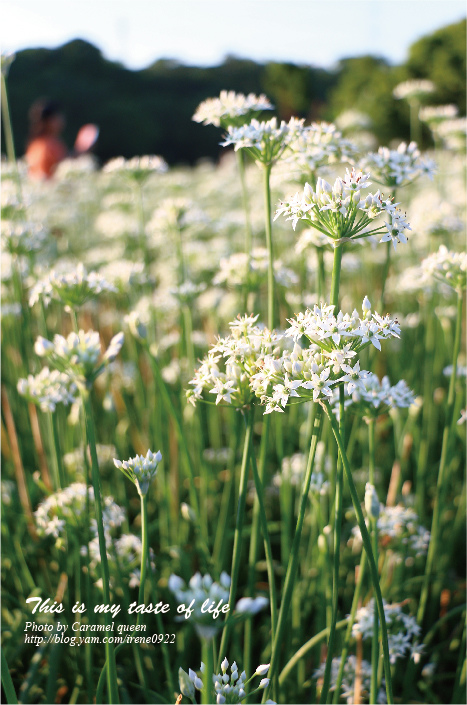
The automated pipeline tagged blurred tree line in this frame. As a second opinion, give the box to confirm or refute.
[3,18,465,165]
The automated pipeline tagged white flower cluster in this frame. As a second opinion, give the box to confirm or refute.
[352,504,430,557]
[313,656,385,704]
[2,220,48,256]
[221,117,305,166]
[342,373,416,416]
[179,659,274,704]
[170,281,207,304]
[282,121,357,177]
[213,248,298,289]
[421,245,467,291]
[187,314,281,409]
[113,449,162,496]
[435,117,467,150]
[359,142,435,188]
[103,155,168,180]
[393,79,435,101]
[29,263,117,308]
[352,599,422,664]
[253,299,400,414]
[147,197,208,232]
[34,330,124,387]
[17,367,77,412]
[169,572,267,640]
[275,450,329,495]
[35,483,125,546]
[193,90,273,128]
[419,104,458,125]
[335,109,372,132]
[99,260,151,291]
[63,444,116,475]
[86,532,156,588]
[275,169,411,250]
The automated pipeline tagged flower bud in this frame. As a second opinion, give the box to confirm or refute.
[365,482,380,519]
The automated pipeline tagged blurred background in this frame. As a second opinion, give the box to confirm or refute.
[2,0,466,165]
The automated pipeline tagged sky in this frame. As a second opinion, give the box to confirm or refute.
[2,0,466,70]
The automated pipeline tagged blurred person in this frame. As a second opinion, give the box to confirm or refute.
[25,99,98,179]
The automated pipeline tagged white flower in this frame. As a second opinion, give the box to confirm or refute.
[193,90,273,127]
[359,142,435,188]
[393,79,435,101]
[221,117,305,166]
[421,246,467,291]
[276,168,411,247]
[17,368,77,412]
[29,263,117,308]
[103,155,168,181]
[352,599,421,664]
[235,596,269,614]
[34,330,124,387]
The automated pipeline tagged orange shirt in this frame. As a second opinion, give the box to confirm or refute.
[26,136,67,179]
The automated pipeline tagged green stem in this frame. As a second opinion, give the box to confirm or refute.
[248,416,278,639]
[0,72,22,200]
[236,150,253,310]
[1,648,18,704]
[202,638,214,705]
[332,552,367,703]
[317,247,325,302]
[369,418,379,705]
[320,388,345,704]
[217,410,253,667]
[379,241,391,312]
[330,245,343,312]
[81,391,120,704]
[409,99,421,145]
[137,494,149,623]
[51,412,66,489]
[323,403,394,705]
[244,413,270,676]
[262,407,323,703]
[379,189,396,313]
[417,289,464,626]
[263,164,275,329]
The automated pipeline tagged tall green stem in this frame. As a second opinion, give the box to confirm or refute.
[378,189,396,313]
[320,388,345,704]
[81,392,120,704]
[237,150,253,310]
[323,404,394,705]
[368,418,379,704]
[137,494,149,622]
[332,552,367,703]
[202,638,214,705]
[1,72,22,200]
[417,289,464,626]
[217,411,253,666]
[330,245,343,312]
[247,416,278,638]
[262,407,323,703]
[263,164,275,329]
[244,413,270,675]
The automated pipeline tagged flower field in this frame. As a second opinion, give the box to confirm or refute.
[1,85,466,704]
